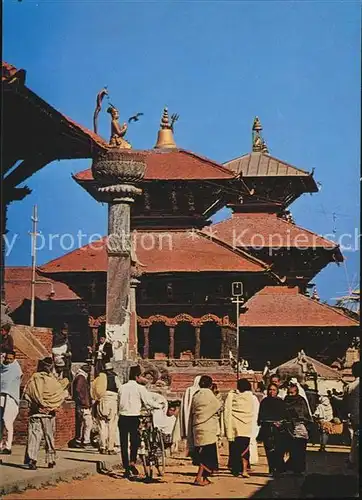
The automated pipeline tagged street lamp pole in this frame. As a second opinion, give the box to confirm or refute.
[236,295,240,381]
[30,205,38,328]
[231,282,244,382]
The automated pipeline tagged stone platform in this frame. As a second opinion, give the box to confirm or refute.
[0,445,121,496]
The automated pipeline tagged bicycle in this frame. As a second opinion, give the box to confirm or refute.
[138,409,166,481]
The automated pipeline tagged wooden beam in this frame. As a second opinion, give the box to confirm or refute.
[3,186,32,204]
[3,156,52,189]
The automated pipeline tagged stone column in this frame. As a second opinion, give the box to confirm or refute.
[195,326,201,359]
[128,277,140,360]
[143,327,150,359]
[90,150,146,361]
[91,327,99,350]
[106,201,132,360]
[169,326,175,359]
[221,327,227,359]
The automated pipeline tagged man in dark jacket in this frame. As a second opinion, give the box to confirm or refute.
[93,337,113,377]
[72,364,93,449]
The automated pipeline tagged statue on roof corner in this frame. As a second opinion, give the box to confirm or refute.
[107,104,132,149]
[92,87,132,149]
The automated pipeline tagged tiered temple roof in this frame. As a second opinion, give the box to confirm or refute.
[212,212,341,252]
[3,61,108,190]
[38,231,275,275]
[238,286,358,327]
[74,148,237,182]
[4,267,79,312]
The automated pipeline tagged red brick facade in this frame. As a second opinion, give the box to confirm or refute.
[13,400,75,448]
[11,325,52,388]
[8,324,76,448]
[169,370,262,393]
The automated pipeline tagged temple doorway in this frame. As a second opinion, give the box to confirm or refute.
[200,323,222,359]
[149,323,169,359]
[174,322,195,358]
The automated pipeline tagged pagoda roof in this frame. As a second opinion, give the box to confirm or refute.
[38,230,276,275]
[224,151,317,186]
[2,61,108,155]
[239,286,359,327]
[3,61,109,192]
[5,267,79,312]
[272,354,343,380]
[211,212,343,257]
[2,62,21,81]
[73,149,236,183]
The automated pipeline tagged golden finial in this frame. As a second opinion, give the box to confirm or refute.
[252,116,262,132]
[154,106,177,149]
[160,107,171,129]
[252,116,268,153]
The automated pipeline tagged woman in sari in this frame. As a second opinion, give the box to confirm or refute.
[258,383,288,477]
[190,375,221,486]
[284,383,313,474]
[224,378,254,478]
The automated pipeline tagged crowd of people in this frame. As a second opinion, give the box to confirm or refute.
[0,318,359,484]
[183,365,359,486]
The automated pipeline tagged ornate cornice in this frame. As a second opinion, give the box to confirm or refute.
[137,313,235,328]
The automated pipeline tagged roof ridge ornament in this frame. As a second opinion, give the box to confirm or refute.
[154,106,178,149]
[252,116,269,154]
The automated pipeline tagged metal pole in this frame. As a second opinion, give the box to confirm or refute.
[30,205,38,327]
[236,296,240,381]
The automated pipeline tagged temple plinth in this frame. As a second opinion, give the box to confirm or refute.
[88,149,146,360]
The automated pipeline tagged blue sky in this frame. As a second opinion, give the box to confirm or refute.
[3,0,360,302]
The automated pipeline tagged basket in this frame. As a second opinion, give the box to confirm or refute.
[329,423,344,435]
[320,421,344,435]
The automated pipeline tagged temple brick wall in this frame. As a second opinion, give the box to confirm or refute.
[11,325,53,387]
[9,324,76,448]
[168,369,263,393]
[31,326,53,352]
[13,400,75,448]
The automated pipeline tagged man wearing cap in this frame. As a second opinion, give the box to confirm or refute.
[93,336,113,377]
[91,362,121,455]
[72,364,93,449]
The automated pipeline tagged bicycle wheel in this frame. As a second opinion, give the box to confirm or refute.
[141,453,153,480]
[140,432,153,481]
[154,429,165,477]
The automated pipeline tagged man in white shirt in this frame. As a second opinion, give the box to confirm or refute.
[118,365,162,479]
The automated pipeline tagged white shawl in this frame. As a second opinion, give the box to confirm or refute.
[180,376,201,439]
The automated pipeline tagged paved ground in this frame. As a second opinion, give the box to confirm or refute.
[1,444,358,499]
[0,446,120,496]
